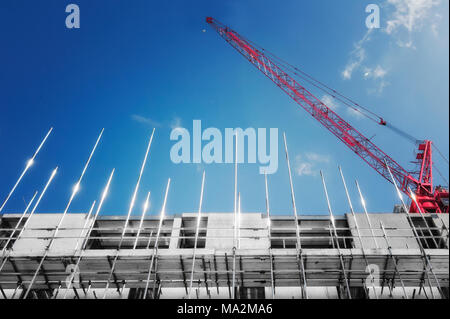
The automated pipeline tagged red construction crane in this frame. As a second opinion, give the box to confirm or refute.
[206,17,448,214]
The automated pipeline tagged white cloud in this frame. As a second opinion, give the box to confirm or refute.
[170,117,182,129]
[296,162,315,176]
[170,117,184,133]
[385,0,441,49]
[131,114,162,127]
[373,65,388,78]
[342,60,360,80]
[346,108,365,119]
[397,40,415,49]
[368,80,390,95]
[295,153,331,176]
[431,13,442,37]
[305,152,330,163]
[320,95,339,111]
[341,29,372,80]
[342,35,389,84]
[340,0,441,96]
[431,23,438,37]
[385,0,440,35]
[363,65,388,79]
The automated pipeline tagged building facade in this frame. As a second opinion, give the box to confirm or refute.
[0,212,448,299]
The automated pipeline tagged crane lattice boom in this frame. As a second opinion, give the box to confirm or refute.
[206,17,448,213]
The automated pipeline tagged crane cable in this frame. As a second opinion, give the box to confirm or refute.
[219,22,450,187]
[234,30,422,144]
[433,143,449,165]
[432,143,449,187]
[434,164,449,188]
[240,34,382,120]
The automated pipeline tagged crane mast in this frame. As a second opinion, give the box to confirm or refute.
[206,17,448,214]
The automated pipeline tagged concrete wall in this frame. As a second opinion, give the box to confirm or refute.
[205,213,235,249]
[237,213,269,249]
[169,217,182,249]
[12,213,91,254]
[6,212,445,252]
[433,214,449,247]
[346,213,420,249]
[204,213,269,249]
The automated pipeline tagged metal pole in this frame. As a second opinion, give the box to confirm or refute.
[232,133,238,299]
[188,171,205,299]
[16,167,58,299]
[0,190,38,297]
[12,283,22,299]
[24,128,104,299]
[120,128,155,249]
[265,172,275,299]
[133,191,151,250]
[234,132,238,227]
[355,180,379,248]
[231,228,238,300]
[283,132,308,299]
[59,128,104,235]
[407,187,439,248]
[383,159,443,298]
[146,231,154,250]
[73,200,96,252]
[1,190,38,257]
[338,166,378,299]
[0,127,53,213]
[63,169,115,298]
[238,192,241,249]
[0,167,58,275]
[320,170,352,299]
[103,129,155,298]
[379,221,409,299]
[143,178,170,299]
[231,192,242,298]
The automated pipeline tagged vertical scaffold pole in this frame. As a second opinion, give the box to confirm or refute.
[232,133,238,299]
[238,193,241,249]
[0,167,58,275]
[320,170,352,299]
[283,132,308,299]
[379,221,409,299]
[0,190,38,258]
[27,130,102,298]
[103,129,155,298]
[188,171,206,299]
[63,169,115,299]
[264,172,275,299]
[74,200,96,252]
[120,129,155,249]
[407,187,439,248]
[0,127,53,213]
[384,159,443,298]
[143,178,170,299]
[355,180,379,248]
[133,191,151,250]
[338,166,378,299]
[24,128,103,299]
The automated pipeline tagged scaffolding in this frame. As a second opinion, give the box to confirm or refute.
[0,129,448,300]
[0,210,448,300]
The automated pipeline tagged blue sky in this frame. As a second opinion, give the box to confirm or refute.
[0,0,448,217]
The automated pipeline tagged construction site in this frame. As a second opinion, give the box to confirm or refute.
[0,210,448,299]
[0,17,448,300]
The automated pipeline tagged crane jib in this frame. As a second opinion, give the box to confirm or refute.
[206,17,449,213]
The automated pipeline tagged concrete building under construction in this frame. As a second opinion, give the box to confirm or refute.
[0,211,448,299]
